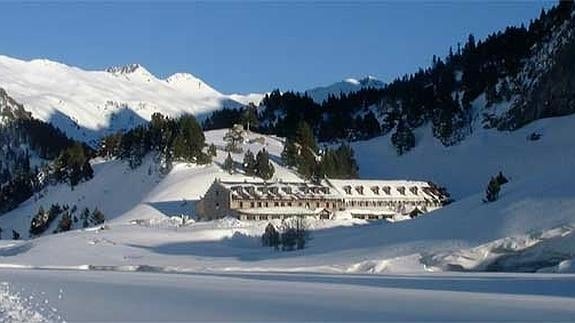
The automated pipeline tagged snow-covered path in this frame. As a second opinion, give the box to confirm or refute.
[2,269,575,321]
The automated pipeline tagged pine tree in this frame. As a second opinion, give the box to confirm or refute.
[281,138,299,167]
[391,120,416,155]
[295,121,317,152]
[90,208,106,226]
[81,207,91,228]
[241,103,259,131]
[223,125,245,153]
[361,112,381,139]
[243,150,256,176]
[484,177,501,202]
[208,144,217,157]
[495,171,509,185]
[223,153,234,174]
[56,212,72,232]
[262,223,280,250]
[255,149,275,180]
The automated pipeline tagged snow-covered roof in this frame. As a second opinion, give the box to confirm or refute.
[236,207,326,216]
[326,179,446,201]
[217,180,341,200]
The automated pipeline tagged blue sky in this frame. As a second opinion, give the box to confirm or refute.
[0,1,553,93]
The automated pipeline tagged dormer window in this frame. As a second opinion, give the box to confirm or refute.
[382,186,391,195]
[371,186,380,195]
[397,186,406,195]
[343,186,352,195]
[410,186,418,195]
[355,186,364,195]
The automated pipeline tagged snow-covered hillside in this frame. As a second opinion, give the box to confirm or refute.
[0,55,264,144]
[0,115,574,320]
[304,76,384,104]
[0,112,574,275]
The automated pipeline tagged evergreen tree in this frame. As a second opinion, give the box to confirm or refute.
[484,176,501,202]
[56,212,72,233]
[281,227,297,251]
[495,171,509,185]
[262,223,280,250]
[81,207,91,228]
[223,125,245,153]
[223,153,234,174]
[208,144,217,157]
[241,103,259,131]
[295,121,318,152]
[391,120,416,155]
[90,208,106,226]
[361,112,381,139]
[281,138,299,167]
[319,143,359,179]
[255,149,275,180]
[242,150,256,176]
[12,230,20,240]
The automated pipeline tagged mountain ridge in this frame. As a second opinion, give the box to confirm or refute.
[0,54,263,145]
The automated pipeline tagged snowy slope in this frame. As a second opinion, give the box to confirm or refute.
[0,113,573,276]
[0,115,575,319]
[0,55,263,144]
[304,76,384,104]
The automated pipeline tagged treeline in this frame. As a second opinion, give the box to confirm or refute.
[99,112,211,169]
[223,148,275,180]
[203,2,574,153]
[29,203,106,236]
[0,94,93,215]
[282,121,359,180]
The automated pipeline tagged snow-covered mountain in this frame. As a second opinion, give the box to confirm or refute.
[0,55,264,144]
[304,76,384,104]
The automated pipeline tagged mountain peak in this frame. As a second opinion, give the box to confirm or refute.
[105,63,154,79]
[305,75,385,103]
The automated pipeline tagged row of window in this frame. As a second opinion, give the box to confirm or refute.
[345,200,435,208]
[241,213,331,221]
[237,200,338,209]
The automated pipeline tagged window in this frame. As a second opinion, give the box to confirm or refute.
[281,202,285,207]
[257,202,262,207]
[250,202,255,208]
[265,202,269,207]
[274,202,279,207]
[239,202,243,208]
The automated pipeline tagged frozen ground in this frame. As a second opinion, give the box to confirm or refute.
[2,269,575,322]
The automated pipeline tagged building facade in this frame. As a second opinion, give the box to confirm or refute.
[197,178,448,221]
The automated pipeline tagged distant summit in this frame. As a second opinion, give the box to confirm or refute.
[305,76,385,104]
